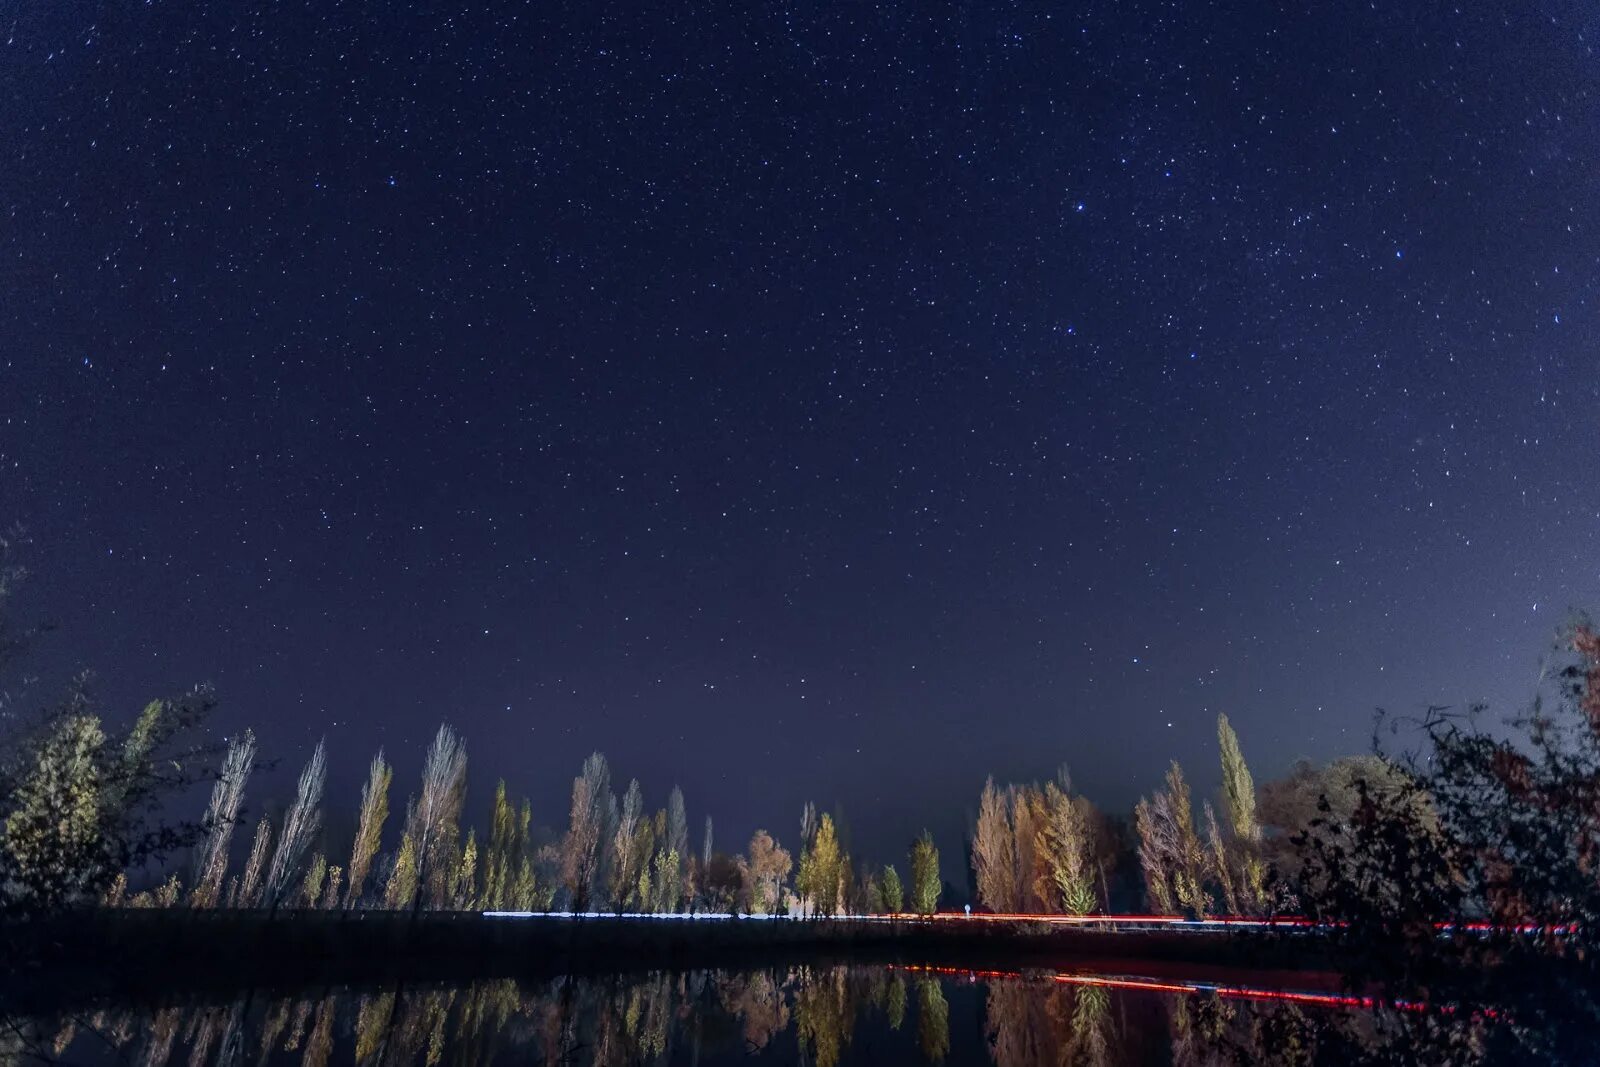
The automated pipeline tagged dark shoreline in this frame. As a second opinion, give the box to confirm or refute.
[2,909,1338,1013]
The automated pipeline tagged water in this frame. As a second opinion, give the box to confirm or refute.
[2,965,1471,1066]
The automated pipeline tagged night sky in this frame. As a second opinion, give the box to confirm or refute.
[3,2,1597,862]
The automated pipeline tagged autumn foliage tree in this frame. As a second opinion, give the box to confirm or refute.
[561,752,613,912]
[1040,779,1097,914]
[740,830,793,914]
[1134,761,1208,916]
[973,771,1103,915]
[798,813,845,916]
[972,777,1019,912]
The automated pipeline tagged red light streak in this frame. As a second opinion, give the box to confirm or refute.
[890,964,1501,1020]
[883,911,1572,937]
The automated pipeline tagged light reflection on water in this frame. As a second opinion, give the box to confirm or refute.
[1,965,1452,1066]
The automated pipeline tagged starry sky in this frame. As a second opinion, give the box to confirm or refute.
[2,1,1597,862]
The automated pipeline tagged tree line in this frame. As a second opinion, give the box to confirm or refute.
[966,712,1422,918]
[3,690,1405,922]
[3,714,948,919]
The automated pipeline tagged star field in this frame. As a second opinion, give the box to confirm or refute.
[2,1,1597,859]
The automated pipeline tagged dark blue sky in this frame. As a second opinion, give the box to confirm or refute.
[3,1,1596,862]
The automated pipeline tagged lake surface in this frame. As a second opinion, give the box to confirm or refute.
[4,964,1465,1066]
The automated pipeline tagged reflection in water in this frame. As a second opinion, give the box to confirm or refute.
[915,978,949,1064]
[1,964,1486,1066]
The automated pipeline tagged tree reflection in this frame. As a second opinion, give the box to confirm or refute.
[915,978,949,1064]
[0,961,1518,1067]
[794,966,854,1067]
[300,997,335,1067]
[1064,983,1112,1067]
[717,970,788,1052]
[986,979,1060,1067]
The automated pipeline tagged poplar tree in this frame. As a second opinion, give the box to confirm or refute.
[664,786,687,911]
[385,832,419,908]
[561,752,612,911]
[878,864,904,913]
[511,798,541,909]
[1010,785,1044,912]
[190,730,256,907]
[234,817,272,907]
[406,724,467,910]
[481,780,516,909]
[452,829,478,908]
[263,740,326,911]
[909,830,941,914]
[649,844,680,913]
[299,852,328,907]
[344,751,391,908]
[973,777,1019,911]
[1135,761,1210,917]
[609,779,644,910]
[1217,713,1267,911]
[1040,779,1097,914]
[1203,801,1241,914]
[798,813,843,916]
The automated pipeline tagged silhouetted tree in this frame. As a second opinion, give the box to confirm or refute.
[702,852,743,912]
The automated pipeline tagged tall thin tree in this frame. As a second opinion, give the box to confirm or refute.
[263,740,326,911]
[189,729,256,907]
[664,785,688,911]
[1040,779,1096,914]
[1135,761,1209,917]
[560,752,612,912]
[481,780,516,909]
[910,830,941,914]
[973,776,1019,912]
[233,817,271,907]
[343,750,392,908]
[404,724,468,911]
[609,779,644,911]
[1217,713,1266,912]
